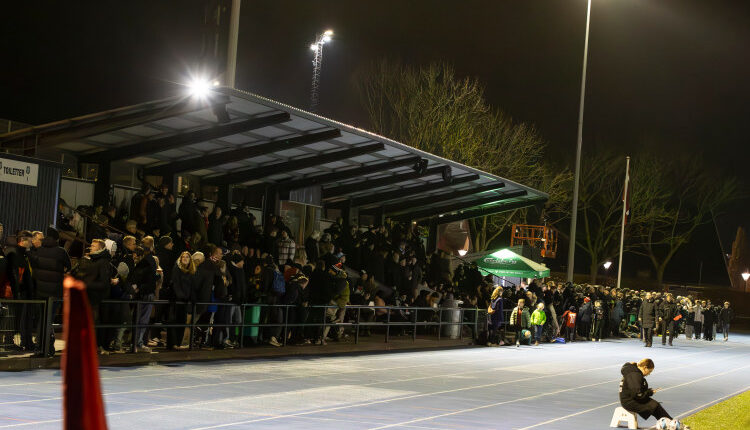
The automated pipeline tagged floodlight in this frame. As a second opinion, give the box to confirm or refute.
[188,78,211,98]
[212,80,220,86]
[603,261,612,270]
[322,35,332,43]
[310,43,318,51]
[742,271,750,281]
[458,250,468,257]
[324,29,334,36]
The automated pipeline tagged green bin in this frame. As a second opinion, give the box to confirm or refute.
[243,305,261,338]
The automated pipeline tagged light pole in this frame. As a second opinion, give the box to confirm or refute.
[309,29,333,112]
[566,0,593,282]
[742,271,749,293]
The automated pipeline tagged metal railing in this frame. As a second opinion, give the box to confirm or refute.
[0,298,507,356]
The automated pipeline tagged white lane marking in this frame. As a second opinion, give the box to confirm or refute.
[674,385,750,418]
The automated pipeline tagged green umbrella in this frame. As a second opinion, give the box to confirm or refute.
[475,248,550,278]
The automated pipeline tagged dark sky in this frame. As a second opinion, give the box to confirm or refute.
[2,0,749,283]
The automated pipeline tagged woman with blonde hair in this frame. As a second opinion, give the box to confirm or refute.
[487,286,505,346]
[169,251,196,350]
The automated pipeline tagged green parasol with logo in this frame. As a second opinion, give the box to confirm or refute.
[474,248,550,278]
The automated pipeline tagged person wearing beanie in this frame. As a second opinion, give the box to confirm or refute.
[579,296,593,341]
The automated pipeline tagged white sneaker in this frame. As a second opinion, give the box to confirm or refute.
[136,345,152,353]
[268,337,282,347]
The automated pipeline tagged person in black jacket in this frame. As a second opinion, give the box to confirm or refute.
[225,253,247,347]
[658,294,679,346]
[638,292,658,347]
[167,251,196,350]
[282,272,310,344]
[6,231,37,351]
[619,359,672,421]
[76,239,115,352]
[718,301,734,341]
[702,300,715,341]
[31,227,71,355]
[129,245,158,352]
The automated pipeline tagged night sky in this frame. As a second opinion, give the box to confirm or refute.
[2,1,749,283]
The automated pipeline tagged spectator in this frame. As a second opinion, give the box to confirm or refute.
[579,297,592,341]
[130,242,158,353]
[319,263,349,344]
[6,231,36,351]
[169,251,195,350]
[718,301,734,342]
[76,238,114,354]
[207,206,225,246]
[658,294,678,346]
[592,300,605,342]
[305,231,320,263]
[638,292,658,348]
[560,306,577,343]
[276,230,296,266]
[702,300,715,341]
[283,272,310,344]
[530,302,546,346]
[31,227,71,355]
[510,298,530,347]
[487,286,504,346]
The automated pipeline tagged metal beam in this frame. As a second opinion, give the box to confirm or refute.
[325,174,480,209]
[430,197,547,224]
[392,190,528,222]
[360,182,506,215]
[0,95,230,148]
[322,165,448,199]
[143,128,340,176]
[277,156,422,192]
[78,112,290,163]
[203,142,385,186]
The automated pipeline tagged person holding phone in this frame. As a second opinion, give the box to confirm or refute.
[619,358,672,421]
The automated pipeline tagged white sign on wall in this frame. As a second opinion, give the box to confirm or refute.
[0,157,39,187]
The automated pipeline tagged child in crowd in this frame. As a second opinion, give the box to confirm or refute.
[510,298,530,347]
[592,300,605,342]
[530,302,546,346]
[559,306,577,343]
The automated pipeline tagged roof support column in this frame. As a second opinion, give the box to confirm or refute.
[261,185,279,229]
[94,160,111,207]
[216,184,233,213]
[427,218,438,254]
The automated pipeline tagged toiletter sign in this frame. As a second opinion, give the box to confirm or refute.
[0,157,39,187]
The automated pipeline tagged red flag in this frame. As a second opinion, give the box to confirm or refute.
[62,276,108,430]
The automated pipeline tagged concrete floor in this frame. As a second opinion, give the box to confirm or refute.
[1,333,748,429]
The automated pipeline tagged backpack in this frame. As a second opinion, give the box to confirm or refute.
[271,270,286,296]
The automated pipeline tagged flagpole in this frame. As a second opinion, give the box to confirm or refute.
[616,156,630,289]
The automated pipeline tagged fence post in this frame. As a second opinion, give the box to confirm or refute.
[239,304,245,349]
[131,301,140,353]
[355,307,360,345]
[42,298,55,357]
[474,308,479,341]
[459,308,464,340]
[282,305,289,346]
[437,307,442,341]
[412,308,417,342]
[385,309,391,343]
[321,306,327,342]
[189,302,197,351]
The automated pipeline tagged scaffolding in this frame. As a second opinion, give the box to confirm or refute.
[510,224,558,258]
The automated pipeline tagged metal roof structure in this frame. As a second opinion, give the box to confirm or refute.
[0,87,548,222]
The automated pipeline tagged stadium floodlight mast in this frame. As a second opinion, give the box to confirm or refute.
[187,77,220,100]
[567,0,593,282]
[309,29,333,112]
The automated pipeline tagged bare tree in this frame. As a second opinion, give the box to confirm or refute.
[356,60,570,251]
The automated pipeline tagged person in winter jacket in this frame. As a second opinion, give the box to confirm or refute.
[592,300,606,342]
[692,301,703,340]
[718,301,734,341]
[578,297,593,341]
[76,239,115,352]
[320,263,350,344]
[638,292,658,347]
[701,300,715,341]
[530,302,547,346]
[619,359,672,421]
[168,251,196,350]
[486,286,505,346]
[610,296,625,338]
[510,298,531,347]
[658,294,679,346]
[560,306,577,342]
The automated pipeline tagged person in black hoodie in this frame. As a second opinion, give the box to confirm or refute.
[168,251,196,350]
[638,292,658,347]
[130,244,158,352]
[658,294,679,346]
[619,358,672,421]
[6,231,36,351]
[718,301,734,341]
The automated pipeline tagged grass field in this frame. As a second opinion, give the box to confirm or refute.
[682,389,750,430]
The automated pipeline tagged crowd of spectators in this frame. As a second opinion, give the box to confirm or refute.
[0,182,738,357]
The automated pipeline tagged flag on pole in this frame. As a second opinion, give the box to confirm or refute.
[623,168,631,225]
[62,276,108,430]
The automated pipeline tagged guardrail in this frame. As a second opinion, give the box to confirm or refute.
[0,299,508,356]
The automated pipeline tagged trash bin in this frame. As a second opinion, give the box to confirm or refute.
[441,299,463,339]
[243,305,261,339]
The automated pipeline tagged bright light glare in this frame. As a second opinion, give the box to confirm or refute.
[188,79,211,98]
[324,29,334,36]
[212,80,220,86]
[603,261,612,270]
[742,271,750,281]
[310,43,318,51]
[322,35,332,43]
[458,250,468,257]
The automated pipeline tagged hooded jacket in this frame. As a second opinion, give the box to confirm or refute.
[619,362,660,419]
[638,299,658,328]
